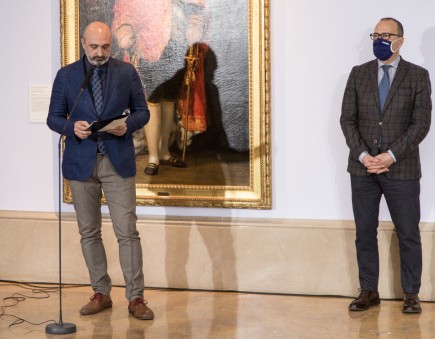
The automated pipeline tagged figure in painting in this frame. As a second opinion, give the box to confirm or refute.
[177,12,210,160]
[112,0,208,175]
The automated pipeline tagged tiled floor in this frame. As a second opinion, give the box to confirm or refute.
[0,282,433,338]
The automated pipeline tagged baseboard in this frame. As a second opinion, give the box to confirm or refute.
[1,211,435,300]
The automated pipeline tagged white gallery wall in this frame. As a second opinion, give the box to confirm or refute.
[2,0,435,222]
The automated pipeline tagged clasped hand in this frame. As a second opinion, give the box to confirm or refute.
[362,153,394,174]
[74,120,127,139]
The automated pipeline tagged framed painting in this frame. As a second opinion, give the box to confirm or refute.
[60,0,271,209]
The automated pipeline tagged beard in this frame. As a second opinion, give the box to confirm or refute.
[87,55,109,66]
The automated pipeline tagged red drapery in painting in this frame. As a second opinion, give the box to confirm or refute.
[178,43,209,132]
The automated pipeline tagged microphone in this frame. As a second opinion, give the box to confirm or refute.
[80,66,94,90]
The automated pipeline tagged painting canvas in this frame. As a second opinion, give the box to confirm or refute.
[60,0,271,208]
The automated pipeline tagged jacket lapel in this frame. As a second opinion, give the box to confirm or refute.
[382,58,408,114]
[101,58,120,117]
[368,60,381,116]
[72,59,96,117]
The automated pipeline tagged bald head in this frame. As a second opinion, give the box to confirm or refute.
[81,21,112,66]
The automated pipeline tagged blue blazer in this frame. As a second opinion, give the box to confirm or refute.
[47,56,150,180]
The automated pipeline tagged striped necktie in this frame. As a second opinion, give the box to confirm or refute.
[91,67,106,154]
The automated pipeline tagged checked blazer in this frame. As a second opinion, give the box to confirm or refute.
[340,57,432,180]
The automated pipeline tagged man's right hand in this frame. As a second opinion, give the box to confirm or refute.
[74,121,92,140]
[362,154,389,174]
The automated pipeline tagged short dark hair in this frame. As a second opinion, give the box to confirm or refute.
[380,17,404,37]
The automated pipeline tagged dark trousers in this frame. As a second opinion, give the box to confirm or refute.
[350,174,422,294]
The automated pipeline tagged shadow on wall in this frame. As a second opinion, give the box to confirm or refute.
[419,26,435,300]
[328,29,376,293]
[419,27,435,223]
[329,28,376,221]
[164,211,238,339]
[431,232,435,300]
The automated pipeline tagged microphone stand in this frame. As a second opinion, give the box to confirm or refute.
[46,68,93,334]
[45,134,77,334]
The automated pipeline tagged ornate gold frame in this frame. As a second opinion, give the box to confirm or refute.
[60,0,271,209]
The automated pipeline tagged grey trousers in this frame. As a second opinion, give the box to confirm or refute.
[69,154,144,301]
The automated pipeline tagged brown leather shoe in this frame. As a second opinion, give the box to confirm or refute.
[128,298,154,320]
[80,292,113,315]
[348,289,380,311]
[403,293,422,314]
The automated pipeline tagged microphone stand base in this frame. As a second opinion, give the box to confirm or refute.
[46,322,77,334]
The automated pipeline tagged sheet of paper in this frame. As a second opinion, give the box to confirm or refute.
[98,116,128,131]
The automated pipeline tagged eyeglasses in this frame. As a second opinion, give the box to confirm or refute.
[370,33,402,40]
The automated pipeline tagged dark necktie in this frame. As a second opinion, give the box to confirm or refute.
[379,65,391,111]
[91,67,106,154]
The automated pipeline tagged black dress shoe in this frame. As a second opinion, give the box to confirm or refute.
[144,163,159,176]
[160,156,186,168]
[403,293,422,314]
[349,289,380,311]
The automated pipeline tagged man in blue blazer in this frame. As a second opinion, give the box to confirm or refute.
[341,17,431,314]
[47,21,153,320]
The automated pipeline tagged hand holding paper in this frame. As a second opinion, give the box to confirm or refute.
[86,115,128,133]
[106,121,128,136]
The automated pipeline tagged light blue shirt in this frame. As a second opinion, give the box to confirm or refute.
[377,56,400,87]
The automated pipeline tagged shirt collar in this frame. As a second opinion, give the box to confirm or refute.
[377,56,401,70]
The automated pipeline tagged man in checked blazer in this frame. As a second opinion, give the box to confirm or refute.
[340,17,431,313]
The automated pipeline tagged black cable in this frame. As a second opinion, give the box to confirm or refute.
[0,281,78,329]
[1,291,55,328]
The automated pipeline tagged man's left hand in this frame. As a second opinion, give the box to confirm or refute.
[366,152,394,174]
[107,123,127,136]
